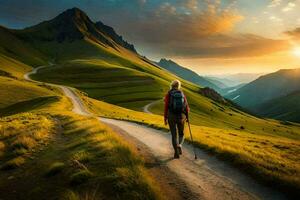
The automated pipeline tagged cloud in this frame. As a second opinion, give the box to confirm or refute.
[148,34,290,58]
[282,2,296,12]
[181,0,198,11]
[118,1,288,59]
[269,15,283,22]
[268,0,282,8]
[0,0,293,60]
[126,0,243,42]
[285,27,300,41]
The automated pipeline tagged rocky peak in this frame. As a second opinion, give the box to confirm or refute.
[95,21,136,53]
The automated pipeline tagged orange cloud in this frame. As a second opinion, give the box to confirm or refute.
[285,27,300,41]
[131,1,243,42]
[163,34,290,58]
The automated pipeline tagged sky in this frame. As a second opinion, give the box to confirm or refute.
[0,0,300,75]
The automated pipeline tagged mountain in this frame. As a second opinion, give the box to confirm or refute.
[11,8,136,62]
[222,73,264,85]
[204,77,228,88]
[254,90,300,122]
[226,68,300,110]
[157,58,220,91]
[208,73,264,87]
[95,21,136,53]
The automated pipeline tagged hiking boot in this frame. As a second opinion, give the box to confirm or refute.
[174,152,180,159]
[177,145,182,155]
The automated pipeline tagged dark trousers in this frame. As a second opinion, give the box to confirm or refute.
[168,112,186,153]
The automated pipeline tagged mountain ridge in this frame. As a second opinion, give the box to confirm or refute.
[226,68,300,122]
[13,7,136,54]
[156,58,220,91]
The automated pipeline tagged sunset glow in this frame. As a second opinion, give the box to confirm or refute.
[292,47,300,57]
[0,0,300,74]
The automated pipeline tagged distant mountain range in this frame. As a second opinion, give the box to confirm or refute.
[156,59,253,96]
[156,58,221,91]
[227,68,300,122]
[207,73,264,87]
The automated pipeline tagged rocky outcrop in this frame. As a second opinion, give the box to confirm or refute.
[199,87,227,104]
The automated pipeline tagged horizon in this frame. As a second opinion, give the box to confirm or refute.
[1,0,300,75]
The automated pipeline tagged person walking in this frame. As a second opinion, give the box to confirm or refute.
[164,80,190,159]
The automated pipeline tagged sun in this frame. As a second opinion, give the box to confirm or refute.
[292,47,300,57]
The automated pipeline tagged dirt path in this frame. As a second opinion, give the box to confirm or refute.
[24,66,289,200]
[143,99,161,113]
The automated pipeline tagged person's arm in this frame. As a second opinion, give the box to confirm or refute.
[164,92,169,125]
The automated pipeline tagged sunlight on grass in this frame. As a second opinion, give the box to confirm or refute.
[57,113,163,199]
[45,162,65,176]
[83,94,300,190]
[0,113,56,169]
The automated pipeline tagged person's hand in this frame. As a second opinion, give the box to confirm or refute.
[164,118,168,125]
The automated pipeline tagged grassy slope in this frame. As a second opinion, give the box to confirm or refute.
[0,26,47,66]
[32,57,299,135]
[0,77,57,109]
[0,111,162,200]
[0,54,32,78]
[0,62,163,200]
[254,91,300,123]
[81,94,300,192]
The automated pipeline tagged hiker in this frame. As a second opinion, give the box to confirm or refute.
[164,80,190,159]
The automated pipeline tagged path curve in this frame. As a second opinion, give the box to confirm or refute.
[143,99,161,113]
[24,66,288,200]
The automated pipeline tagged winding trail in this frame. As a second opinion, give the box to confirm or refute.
[24,66,288,200]
[143,99,161,113]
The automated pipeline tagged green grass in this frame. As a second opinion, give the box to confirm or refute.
[0,96,61,117]
[0,112,56,169]
[81,94,300,192]
[0,76,57,109]
[31,60,166,110]
[0,26,47,66]
[0,54,32,78]
[0,63,164,199]
[70,169,93,185]
[31,59,300,140]
[45,162,65,176]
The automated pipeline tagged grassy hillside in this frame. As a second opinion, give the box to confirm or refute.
[254,91,300,123]
[31,59,273,133]
[0,112,163,199]
[81,93,300,193]
[0,60,163,199]
[30,59,166,110]
[0,77,57,109]
[0,54,32,78]
[0,26,47,66]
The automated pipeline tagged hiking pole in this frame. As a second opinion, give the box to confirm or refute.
[187,119,197,160]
